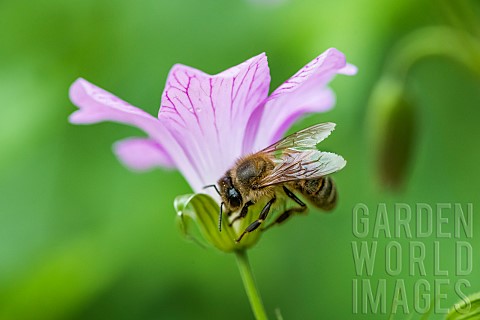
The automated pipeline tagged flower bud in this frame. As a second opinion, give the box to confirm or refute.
[367,76,417,190]
[174,193,262,252]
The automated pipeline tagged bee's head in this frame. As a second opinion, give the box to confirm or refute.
[218,174,243,210]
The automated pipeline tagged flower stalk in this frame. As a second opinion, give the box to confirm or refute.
[386,26,480,81]
[235,250,268,320]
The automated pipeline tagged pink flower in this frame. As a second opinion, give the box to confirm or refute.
[69,48,356,194]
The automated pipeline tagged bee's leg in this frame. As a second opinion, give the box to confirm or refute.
[283,186,306,207]
[229,200,254,227]
[236,197,276,243]
[262,205,307,231]
[262,187,307,231]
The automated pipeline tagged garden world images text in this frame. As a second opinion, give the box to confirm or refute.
[351,203,473,315]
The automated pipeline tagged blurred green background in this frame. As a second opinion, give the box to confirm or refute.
[1,0,479,319]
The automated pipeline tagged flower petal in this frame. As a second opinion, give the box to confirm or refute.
[247,48,357,151]
[69,78,204,189]
[339,63,358,75]
[158,53,270,189]
[69,78,165,141]
[114,138,175,171]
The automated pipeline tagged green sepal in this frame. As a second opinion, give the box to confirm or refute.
[174,193,261,252]
[446,292,480,320]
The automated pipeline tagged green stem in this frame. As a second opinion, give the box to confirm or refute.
[235,250,269,320]
[387,26,480,81]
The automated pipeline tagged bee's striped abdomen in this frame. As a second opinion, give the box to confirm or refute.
[291,176,337,211]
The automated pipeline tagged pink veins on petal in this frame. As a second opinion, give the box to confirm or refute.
[69,48,357,193]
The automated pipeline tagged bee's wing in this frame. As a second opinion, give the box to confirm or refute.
[260,122,336,153]
[256,123,346,187]
[257,151,346,187]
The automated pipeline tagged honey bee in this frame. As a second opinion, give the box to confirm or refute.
[204,122,346,242]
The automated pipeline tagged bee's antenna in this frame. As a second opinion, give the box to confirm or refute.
[218,202,224,232]
[203,184,220,196]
